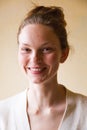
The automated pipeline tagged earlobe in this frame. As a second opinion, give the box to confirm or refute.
[60,48,69,63]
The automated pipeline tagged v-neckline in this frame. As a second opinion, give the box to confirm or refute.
[25,87,69,130]
[58,88,69,130]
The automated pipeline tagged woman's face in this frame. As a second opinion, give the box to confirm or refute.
[18,24,67,84]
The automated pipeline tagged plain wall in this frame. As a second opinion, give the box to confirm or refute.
[0,0,87,99]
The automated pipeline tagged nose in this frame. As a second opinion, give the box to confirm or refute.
[31,51,42,64]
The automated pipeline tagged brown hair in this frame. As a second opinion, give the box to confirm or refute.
[17,6,69,50]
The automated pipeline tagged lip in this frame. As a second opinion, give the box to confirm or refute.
[28,67,46,74]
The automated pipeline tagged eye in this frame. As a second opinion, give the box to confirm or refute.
[42,47,54,53]
[20,47,31,54]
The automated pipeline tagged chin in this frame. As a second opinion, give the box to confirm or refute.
[28,76,48,85]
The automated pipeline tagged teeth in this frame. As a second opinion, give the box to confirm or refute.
[30,68,42,71]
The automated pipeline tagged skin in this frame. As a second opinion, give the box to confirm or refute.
[18,24,69,130]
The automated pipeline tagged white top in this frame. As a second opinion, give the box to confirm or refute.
[0,88,87,130]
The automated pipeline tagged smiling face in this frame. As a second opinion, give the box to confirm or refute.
[18,24,68,84]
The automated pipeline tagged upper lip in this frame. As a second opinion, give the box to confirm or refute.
[28,66,44,69]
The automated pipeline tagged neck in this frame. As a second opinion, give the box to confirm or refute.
[27,78,66,114]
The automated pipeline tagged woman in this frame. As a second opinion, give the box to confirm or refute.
[0,5,87,130]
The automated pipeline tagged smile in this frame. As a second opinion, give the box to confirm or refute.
[28,67,46,74]
[29,68,43,71]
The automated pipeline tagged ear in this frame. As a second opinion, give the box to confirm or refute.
[60,47,69,63]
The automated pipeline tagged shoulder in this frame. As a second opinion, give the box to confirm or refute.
[0,90,26,105]
[0,90,27,129]
[0,90,26,116]
[67,89,87,105]
[61,89,87,130]
[66,89,87,117]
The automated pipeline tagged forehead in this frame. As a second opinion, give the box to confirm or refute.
[18,24,60,47]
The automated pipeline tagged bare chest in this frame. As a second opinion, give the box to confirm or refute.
[28,109,64,130]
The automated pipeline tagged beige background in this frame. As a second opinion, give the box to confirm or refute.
[0,0,87,99]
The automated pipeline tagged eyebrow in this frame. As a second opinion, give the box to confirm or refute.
[19,42,55,47]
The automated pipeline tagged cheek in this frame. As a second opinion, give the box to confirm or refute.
[18,53,27,67]
[45,53,59,65]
